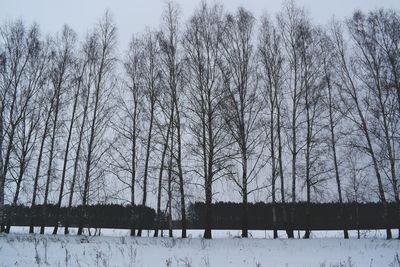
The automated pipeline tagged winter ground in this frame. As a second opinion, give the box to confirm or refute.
[1,228,399,267]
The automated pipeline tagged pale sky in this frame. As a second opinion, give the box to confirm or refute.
[1,0,399,204]
[1,0,399,53]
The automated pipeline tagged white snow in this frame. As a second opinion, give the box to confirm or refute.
[1,228,399,267]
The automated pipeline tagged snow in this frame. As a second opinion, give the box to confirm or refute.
[1,228,399,267]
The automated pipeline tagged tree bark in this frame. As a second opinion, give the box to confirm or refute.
[154,106,173,237]
[53,69,82,235]
[29,100,53,234]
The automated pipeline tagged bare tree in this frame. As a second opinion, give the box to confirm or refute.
[39,25,75,235]
[166,109,176,238]
[219,7,264,238]
[258,13,285,238]
[137,31,161,237]
[28,83,53,233]
[331,19,392,239]
[52,25,78,234]
[159,1,188,238]
[0,21,43,232]
[277,1,308,237]
[344,147,370,239]
[0,50,5,232]
[298,23,325,239]
[78,11,117,235]
[346,10,399,237]
[64,44,93,234]
[153,92,173,237]
[320,31,349,238]
[183,2,232,239]
[108,35,144,236]
[5,25,46,232]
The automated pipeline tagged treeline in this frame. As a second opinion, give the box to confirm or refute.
[3,204,155,231]
[4,202,398,237]
[0,1,399,239]
[188,202,399,234]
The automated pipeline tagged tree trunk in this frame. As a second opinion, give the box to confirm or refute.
[270,97,278,239]
[171,88,187,238]
[5,161,25,233]
[154,107,173,237]
[65,80,90,235]
[241,152,248,238]
[204,95,214,240]
[356,93,391,239]
[337,33,392,239]
[325,71,348,239]
[29,102,53,234]
[53,74,82,235]
[78,76,102,235]
[167,116,175,238]
[277,101,292,238]
[130,101,138,237]
[0,100,4,232]
[1,87,19,232]
[137,101,155,237]
[290,98,297,239]
[41,84,62,235]
[304,86,311,239]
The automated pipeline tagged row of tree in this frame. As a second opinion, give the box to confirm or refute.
[188,202,399,235]
[0,1,399,239]
[4,202,398,236]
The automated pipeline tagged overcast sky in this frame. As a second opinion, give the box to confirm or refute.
[1,0,400,54]
[1,0,400,203]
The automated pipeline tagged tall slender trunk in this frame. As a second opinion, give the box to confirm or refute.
[203,87,215,239]
[174,107,187,238]
[289,58,299,238]
[375,71,399,238]
[304,85,311,239]
[137,101,155,237]
[325,70,348,239]
[6,156,26,233]
[277,100,291,238]
[154,106,173,237]
[29,102,53,234]
[53,77,82,235]
[6,111,37,233]
[0,52,30,232]
[167,115,175,238]
[341,54,392,239]
[241,150,248,238]
[1,85,19,232]
[65,81,91,235]
[290,94,297,238]
[78,92,98,234]
[40,85,62,235]
[0,99,5,232]
[358,98,391,238]
[78,39,108,235]
[204,176,212,239]
[130,100,138,237]
[78,86,100,235]
[270,92,278,239]
[153,133,168,237]
[165,19,187,237]
[204,106,214,240]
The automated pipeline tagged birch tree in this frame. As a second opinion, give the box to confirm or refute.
[78,11,117,235]
[219,8,264,238]
[183,2,232,239]
[159,1,188,238]
[332,19,392,239]
[258,13,286,238]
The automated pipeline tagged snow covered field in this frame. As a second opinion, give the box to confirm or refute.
[1,228,399,267]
